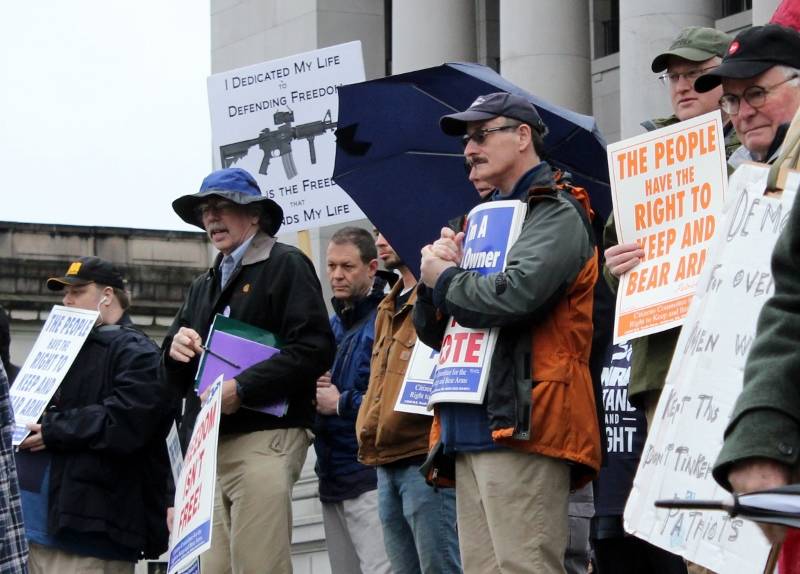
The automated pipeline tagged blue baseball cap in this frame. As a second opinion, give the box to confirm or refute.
[172,168,283,236]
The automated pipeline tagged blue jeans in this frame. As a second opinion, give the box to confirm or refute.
[377,464,461,574]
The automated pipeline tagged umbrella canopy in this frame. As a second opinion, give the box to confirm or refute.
[333,62,610,277]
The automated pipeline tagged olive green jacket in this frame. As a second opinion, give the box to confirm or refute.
[602,115,740,408]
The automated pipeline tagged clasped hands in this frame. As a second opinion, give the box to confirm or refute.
[420,227,466,288]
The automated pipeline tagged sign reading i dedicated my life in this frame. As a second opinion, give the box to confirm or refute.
[207,41,365,232]
[428,200,527,406]
[607,110,728,343]
[9,305,98,446]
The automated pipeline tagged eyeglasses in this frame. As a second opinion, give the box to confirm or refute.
[658,66,718,87]
[719,75,799,115]
[462,124,520,147]
[196,200,237,217]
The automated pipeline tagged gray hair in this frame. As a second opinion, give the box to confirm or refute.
[777,65,800,87]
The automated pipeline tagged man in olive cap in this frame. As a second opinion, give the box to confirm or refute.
[598,26,734,574]
[166,167,334,573]
[604,25,734,423]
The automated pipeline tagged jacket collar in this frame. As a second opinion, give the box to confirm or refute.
[210,230,276,272]
[378,278,418,316]
[332,277,387,329]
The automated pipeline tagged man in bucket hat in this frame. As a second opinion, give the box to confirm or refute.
[165,168,335,573]
[695,24,800,167]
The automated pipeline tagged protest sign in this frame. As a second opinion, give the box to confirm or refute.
[394,341,438,416]
[607,110,728,343]
[623,163,797,573]
[595,341,649,519]
[168,376,223,574]
[166,422,184,487]
[429,200,526,406]
[207,41,365,232]
[9,305,98,446]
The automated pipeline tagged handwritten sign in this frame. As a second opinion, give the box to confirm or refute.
[608,111,728,342]
[9,305,98,446]
[623,164,797,573]
[168,376,222,574]
[207,41,365,232]
[394,341,438,416]
[429,200,526,406]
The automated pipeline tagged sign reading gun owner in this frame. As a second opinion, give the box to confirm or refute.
[429,200,527,406]
[207,41,365,233]
[168,376,223,574]
[607,110,728,343]
[9,305,98,446]
[624,164,798,573]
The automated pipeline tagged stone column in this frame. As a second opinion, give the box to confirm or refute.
[752,0,781,26]
[618,0,717,138]
[392,0,477,74]
[499,0,592,114]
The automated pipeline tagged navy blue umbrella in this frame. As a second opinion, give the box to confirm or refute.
[333,62,610,277]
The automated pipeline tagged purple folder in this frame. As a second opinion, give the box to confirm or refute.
[196,322,287,417]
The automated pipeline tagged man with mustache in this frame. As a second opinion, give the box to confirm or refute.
[165,168,335,573]
[414,92,600,573]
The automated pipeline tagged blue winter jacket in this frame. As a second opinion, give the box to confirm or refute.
[314,282,385,499]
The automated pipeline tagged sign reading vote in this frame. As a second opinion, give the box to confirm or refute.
[429,200,526,406]
[623,164,798,573]
[607,111,728,343]
[10,305,98,446]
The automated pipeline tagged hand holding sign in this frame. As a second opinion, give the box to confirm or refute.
[605,242,645,277]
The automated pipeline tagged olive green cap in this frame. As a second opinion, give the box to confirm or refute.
[651,26,733,73]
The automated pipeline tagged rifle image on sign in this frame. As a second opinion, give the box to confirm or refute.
[219,109,337,179]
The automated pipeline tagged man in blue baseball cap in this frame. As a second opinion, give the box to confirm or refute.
[165,167,335,573]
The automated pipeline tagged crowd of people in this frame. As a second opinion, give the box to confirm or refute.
[2,19,800,574]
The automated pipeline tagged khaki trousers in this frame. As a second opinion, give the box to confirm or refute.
[28,543,134,574]
[201,428,311,574]
[455,449,570,574]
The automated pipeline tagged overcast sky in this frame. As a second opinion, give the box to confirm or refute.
[0,2,211,232]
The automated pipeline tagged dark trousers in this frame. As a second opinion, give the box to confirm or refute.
[594,536,688,574]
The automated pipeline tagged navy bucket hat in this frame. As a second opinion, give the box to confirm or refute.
[172,168,284,236]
